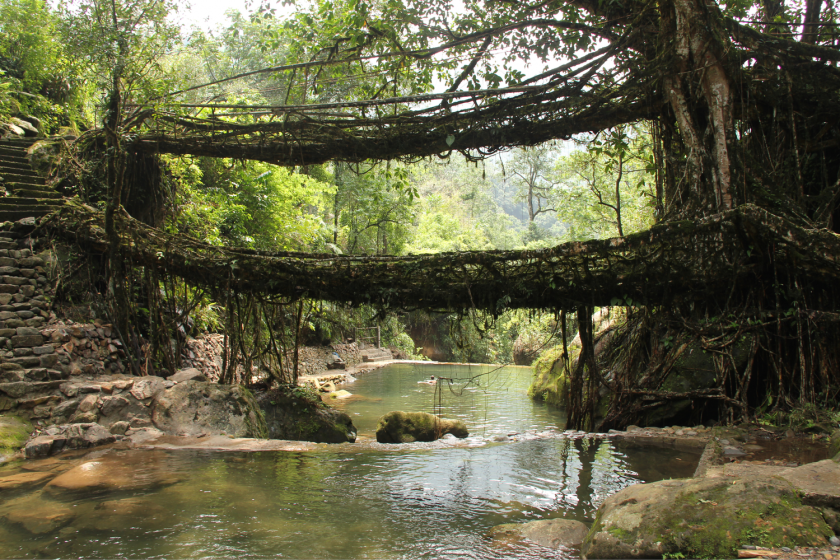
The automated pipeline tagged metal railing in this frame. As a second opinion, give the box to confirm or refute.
[355,326,381,349]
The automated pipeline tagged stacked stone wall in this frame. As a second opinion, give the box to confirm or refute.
[179,335,365,380]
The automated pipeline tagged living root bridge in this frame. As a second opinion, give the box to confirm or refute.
[44,202,840,312]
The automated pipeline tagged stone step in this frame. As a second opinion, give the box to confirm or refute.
[0,202,62,213]
[3,178,45,188]
[0,210,54,222]
[360,348,393,363]
[0,196,63,206]
[0,147,29,159]
[0,144,36,150]
[0,159,29,170]
[7,187,61,199]
[362,355,391,363]
[0,162,35,173]
[0,138,36,146]
[0,173,44,184]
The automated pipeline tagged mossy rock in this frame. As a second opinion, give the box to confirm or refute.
[528,344,578,408]
[375,411,468,443]
[829,428,840,459]
[256,387,356,443]
[488,518,590,548]
[0,414,32,457]
[582,476,833,559]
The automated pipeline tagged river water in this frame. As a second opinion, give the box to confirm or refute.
[0,364,700,559]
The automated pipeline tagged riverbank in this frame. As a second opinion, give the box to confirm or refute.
[3,352,838,559]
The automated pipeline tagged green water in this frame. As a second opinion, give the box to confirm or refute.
[0,364,701,559]
[332,363,566,439]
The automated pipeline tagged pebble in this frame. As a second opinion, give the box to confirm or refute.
[830,537,840,547]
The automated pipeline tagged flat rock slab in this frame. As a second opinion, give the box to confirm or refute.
[0,470,52,490]
[777,459,840,508]
[705,457,840,508]
[0,495,76,535]
[489,518,590,549]
[168,368,206,382]
[138,434,318,452]
[582,476,833,559]
[44,450,184,498]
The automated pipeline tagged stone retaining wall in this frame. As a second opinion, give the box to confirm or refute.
[178,335,365,381]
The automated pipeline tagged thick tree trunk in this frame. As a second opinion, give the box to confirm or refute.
[662,0,734,213]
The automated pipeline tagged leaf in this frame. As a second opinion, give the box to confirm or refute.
[445,134,455,147]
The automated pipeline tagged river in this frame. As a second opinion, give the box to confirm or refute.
[0,363,700,559]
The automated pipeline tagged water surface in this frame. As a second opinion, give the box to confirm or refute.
[0,364,701,559]
[332,363,565,438]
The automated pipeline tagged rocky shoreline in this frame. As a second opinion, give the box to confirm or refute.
[487,425,840,559]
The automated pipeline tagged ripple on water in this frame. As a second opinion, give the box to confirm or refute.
[0,363,701,559]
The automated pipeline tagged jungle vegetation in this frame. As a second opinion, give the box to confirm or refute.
[2,0,839,430]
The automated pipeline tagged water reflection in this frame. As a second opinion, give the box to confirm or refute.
[332,363,565,438]
[0,363,701,559]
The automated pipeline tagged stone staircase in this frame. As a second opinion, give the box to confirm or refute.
[360,346,393,363]
[0,138,63,223]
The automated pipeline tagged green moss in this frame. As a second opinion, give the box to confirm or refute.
[656,482,832,559]
[528,344,579,407]
[239,387,269,439]
[375,411,467,443]
[0,414,33,453]
[608,527,633,540]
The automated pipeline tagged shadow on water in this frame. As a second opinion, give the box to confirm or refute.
[0,364,701,559]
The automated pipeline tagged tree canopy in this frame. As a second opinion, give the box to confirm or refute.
[14,0,840,427]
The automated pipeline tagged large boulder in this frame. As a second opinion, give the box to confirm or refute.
[151,381,267,438]
[0,495,76,534]
[256,387,356,443]
[489,518,590,549]
[375,411,468,443]
[581,477,833,559]
[776,458,840,509]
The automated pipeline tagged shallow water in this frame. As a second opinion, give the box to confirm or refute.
[332,363,566,438]
[0,364,701,559]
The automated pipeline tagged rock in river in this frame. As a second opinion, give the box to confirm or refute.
[581,476,833,559]
[257,387,356,443]
[44,450,184,498]
[151,380,267,438]
[489,518,590,549]
[1,496,75,534]
[375,411,468,443]
[0,470,53,491]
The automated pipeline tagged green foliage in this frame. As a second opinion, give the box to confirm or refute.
[334,163,416,255]
[0,415,33,454]
[756,403,840,433]
[59,0,183,118]
[555,126,656,241]
[0,0,84,129]
[406,155,524,253]
[169,157,335,251]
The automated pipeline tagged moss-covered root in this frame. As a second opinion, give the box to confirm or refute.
[582,477,833,559]
[0,415,33,458]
